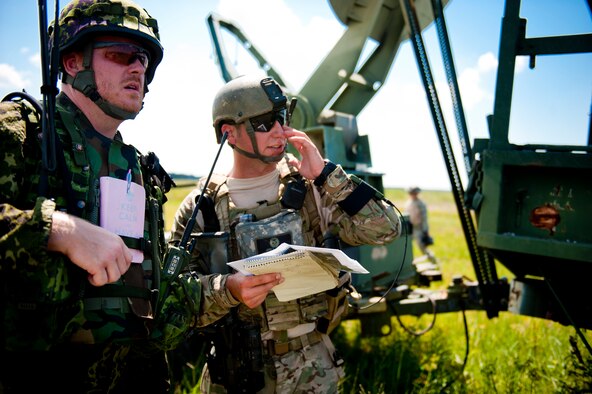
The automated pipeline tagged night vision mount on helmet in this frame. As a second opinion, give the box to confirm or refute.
[48,0,164,120]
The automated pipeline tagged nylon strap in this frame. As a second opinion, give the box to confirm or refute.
[84,283,152,299]
[120,235,149,252]
[59,109,87,166]
[54,103,90,218]
[337,180,377,216]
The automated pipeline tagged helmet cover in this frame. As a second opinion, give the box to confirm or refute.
[48,0,163,84]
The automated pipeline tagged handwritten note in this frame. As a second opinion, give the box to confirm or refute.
[99,176,146,263]
[228,243,368,301]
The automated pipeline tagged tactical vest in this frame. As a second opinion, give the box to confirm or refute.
[195,157,349,336]
[0,93,171,350]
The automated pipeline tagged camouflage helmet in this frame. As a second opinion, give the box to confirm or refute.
[212,75,287,143]
[48,0,163,84]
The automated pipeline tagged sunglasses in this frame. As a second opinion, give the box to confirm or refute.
[249,108,287,132]
[93,41,150,69]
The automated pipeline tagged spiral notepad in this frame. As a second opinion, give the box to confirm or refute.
[242,250,338,301]
[228,243,367,301]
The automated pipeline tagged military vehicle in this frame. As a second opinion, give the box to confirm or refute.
[206,0,592,351]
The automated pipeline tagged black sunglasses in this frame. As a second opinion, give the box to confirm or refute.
[93,41,150,69]
[249,108,287,132]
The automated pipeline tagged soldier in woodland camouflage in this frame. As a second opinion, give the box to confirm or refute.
[170,75,402,393]
[0,1,202,392]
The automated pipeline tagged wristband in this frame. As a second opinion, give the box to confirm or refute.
[313,161,337,187]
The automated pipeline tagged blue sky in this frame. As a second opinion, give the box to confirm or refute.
[1,0,590,190]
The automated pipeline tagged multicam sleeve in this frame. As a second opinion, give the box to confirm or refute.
[170,185,238,327]
[196,273,240,327]
[317,164,401,246]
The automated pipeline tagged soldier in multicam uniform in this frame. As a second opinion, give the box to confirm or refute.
[170,74,402,393]
[0,1,202,392]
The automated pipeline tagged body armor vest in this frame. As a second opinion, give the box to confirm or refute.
[194,158,349,336]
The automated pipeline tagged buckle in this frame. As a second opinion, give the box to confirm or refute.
[273,341,290,355]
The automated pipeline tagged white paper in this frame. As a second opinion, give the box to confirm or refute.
[227,243,368,301]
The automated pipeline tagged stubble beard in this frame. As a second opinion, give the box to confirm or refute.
[97,79,144,115]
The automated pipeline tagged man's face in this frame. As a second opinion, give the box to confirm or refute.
[235,119,287,158]
[91,35,148,114]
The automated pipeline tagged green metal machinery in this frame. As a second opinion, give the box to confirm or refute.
[206,0,592,341]
[467,0,592,329]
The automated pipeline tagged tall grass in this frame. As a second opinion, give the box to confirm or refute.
[163,183,591,393]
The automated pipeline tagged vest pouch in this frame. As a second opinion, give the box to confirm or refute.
[234,210,304,259]
[263,293,328,332]
[193,231,231,274]
[317,272,352,334]
[264,293,302,331]
[299,293,329,323]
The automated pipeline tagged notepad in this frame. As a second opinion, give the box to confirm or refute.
[99,176,146,263]
[228,243,368,301]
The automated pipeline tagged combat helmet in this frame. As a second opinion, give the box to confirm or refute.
[48,0,163,119]
[212,75,288,163]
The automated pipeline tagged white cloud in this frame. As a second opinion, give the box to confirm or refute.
[459,67,486,109]
[457,51,498,110]
[0,63,30,90]
[29,53,41,69]
[477,51,498,73]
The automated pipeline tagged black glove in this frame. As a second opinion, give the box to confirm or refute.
[421,232,434,246]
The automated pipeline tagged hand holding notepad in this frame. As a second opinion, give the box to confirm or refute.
[228,243,368,301]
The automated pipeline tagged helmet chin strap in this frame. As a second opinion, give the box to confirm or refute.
[229,127,285,163]
[62,43,140,121]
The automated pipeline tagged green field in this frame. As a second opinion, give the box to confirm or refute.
[163,181,591,393]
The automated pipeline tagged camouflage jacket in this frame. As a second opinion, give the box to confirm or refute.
[0,93,199,352]
[170,155,401,330]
